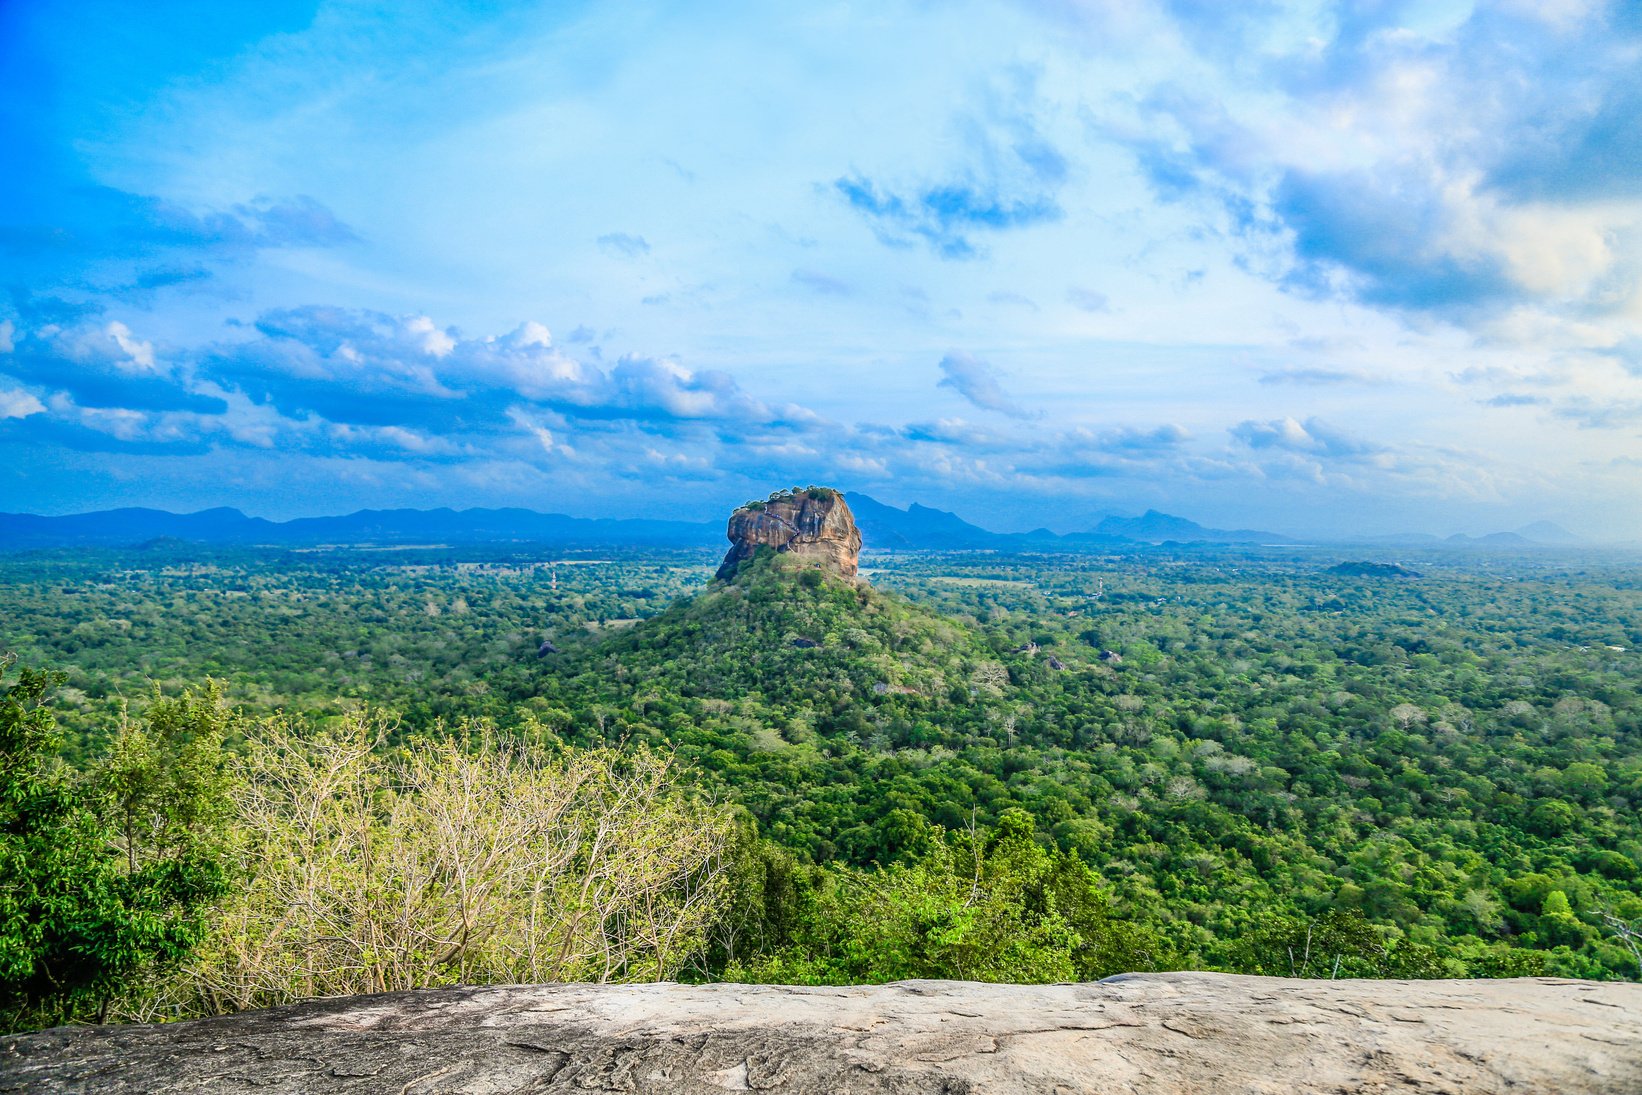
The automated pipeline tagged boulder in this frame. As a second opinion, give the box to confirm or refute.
[7,973,1639,1094]
[716,489,862,581]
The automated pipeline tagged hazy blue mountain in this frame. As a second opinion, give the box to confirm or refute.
[1092,509,1291,544]
[843,493,1011,549]
[0,507,277,546]
[0,506,719,550]
[1513,521,1582,544]
[1349,522,1583,548]
[4,496,1482,554]
[271,507,718,546]
[0,496,1288,553]
[1444,531,1534,547]
[846,496,1279,549]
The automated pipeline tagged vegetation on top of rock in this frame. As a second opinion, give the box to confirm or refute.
[741,485,839,511]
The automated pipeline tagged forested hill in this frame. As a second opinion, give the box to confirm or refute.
[3,541,1640,1029]
[533,549,1642,980]
[555,550,993,729]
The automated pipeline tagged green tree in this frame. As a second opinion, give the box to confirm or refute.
[726,809,1164,984]
[0,662,233,1029]
[1235,908,1450,979]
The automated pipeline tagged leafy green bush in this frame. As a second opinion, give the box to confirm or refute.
[1,662,234,1030]
[723,809,1166,984]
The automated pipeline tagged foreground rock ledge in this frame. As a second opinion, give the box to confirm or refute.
[6,973,1641,1094]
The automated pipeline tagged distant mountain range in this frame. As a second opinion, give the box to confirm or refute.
[0,506,718,551]
[842,496,1292,549]
[1087,509,1295,545]
[0,498,1585,553]
[1352,522,1582,548]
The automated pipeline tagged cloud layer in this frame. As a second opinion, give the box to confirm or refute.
[3,1,1641,536]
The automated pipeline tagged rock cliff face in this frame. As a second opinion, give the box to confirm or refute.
[7,973,1640,1094]
[716,489,862,581]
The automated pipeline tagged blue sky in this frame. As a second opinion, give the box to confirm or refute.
[4,0,1641,537]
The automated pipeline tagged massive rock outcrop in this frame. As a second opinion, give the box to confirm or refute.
[716,488,862,581]
[7,973,1640,1094]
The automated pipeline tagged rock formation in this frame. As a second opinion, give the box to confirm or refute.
[7,973,1640,1094]
[716,488,862,581]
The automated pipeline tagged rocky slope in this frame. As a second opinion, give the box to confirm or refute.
[7,973,1640,1094]
[716,489,863,581]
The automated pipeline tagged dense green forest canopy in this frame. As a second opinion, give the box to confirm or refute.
[3,538,1641,1019]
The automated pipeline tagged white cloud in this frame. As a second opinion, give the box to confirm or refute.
[1231,416,1378,460]
[405,315,456,357]
[937,352,1034,419]
[10,3,1642,534]
[506,405,560,454]
[106,321,158,374]
[0,386,45,420]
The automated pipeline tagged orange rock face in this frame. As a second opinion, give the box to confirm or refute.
[716,490,862,581]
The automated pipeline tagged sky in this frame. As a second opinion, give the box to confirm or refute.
[3,0,1641,538]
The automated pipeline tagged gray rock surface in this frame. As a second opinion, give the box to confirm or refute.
[6,972,1641,1094]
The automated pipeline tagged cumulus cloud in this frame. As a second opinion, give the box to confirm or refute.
[1487,56,1642,203]
[608,356,782,422]
[1104,2,1642,337]
[214,195,356,248]
[1552,398,1642,429]
[1,321,226,414]
[1231,416,1379,460]
[506,406,562,455]
[1098,424,1190,451]
[4,302,1257,518]
[936,352,1034,419]
[9,3,1638,533]
[6,307,832,469]
[837,175,1060,260]
[228,306,826,431]
[834,69,1067,259]
[0,304,1566,533]
[1,185,358,314]
[105,322,158,374]
[0,386,45,420]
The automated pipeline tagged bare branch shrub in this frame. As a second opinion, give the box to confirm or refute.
[134,714,733,1018]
